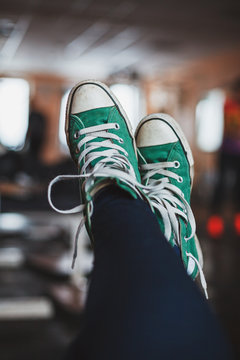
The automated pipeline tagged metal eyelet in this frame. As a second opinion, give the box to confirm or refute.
[75,147,80,154]
[74,131,80,139]
[178,176,183,183]
[174,161,180,168]
[119,138,124,144]
[115,123,120,129]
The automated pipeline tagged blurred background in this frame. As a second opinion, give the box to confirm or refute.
[0,0,240,359]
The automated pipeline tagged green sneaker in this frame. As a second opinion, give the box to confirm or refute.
[135,113,207,297]
[48,80,143,266]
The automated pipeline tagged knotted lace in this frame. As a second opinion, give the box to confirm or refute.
[48,122,145,267]
[140,160,208,298]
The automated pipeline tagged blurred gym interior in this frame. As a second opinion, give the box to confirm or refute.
[0,0,240,359]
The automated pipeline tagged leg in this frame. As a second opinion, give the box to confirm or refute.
[48,82,232,359]
[66,186,232,360]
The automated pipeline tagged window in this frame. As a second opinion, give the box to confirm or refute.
[196,89,225,152]
[0,78,29,149]
[59,89,70,150]
[110,83,145,130]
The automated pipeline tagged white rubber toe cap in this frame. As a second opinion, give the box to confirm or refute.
[136,119,178,147]
[71,83,114,114]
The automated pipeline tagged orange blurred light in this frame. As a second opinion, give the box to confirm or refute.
[207,215,224,238]
[234,213,240,235]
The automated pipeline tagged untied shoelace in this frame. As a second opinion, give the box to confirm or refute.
[48,121,208,297]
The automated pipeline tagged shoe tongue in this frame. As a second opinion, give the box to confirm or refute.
[138,143,175,164]
[75,106,113,127]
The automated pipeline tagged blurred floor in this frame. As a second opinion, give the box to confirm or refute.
[193,201,240,360]
[0,262,82,360]
[0,212,86,360]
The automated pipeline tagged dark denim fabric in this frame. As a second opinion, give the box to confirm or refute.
[66,185,233,360]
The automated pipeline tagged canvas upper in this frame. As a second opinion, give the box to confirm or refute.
[48,80,144,266]
[135,113,207,297]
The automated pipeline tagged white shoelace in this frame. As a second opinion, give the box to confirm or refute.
[48,124,207,297]
[48,122,145,267]
[141,161,208,298]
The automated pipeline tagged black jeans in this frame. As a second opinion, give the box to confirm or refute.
[66,186,232,360]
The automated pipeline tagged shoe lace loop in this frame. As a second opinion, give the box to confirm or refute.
[186,252,208,298]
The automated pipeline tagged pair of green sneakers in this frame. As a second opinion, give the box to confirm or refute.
[48,80,207,297]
